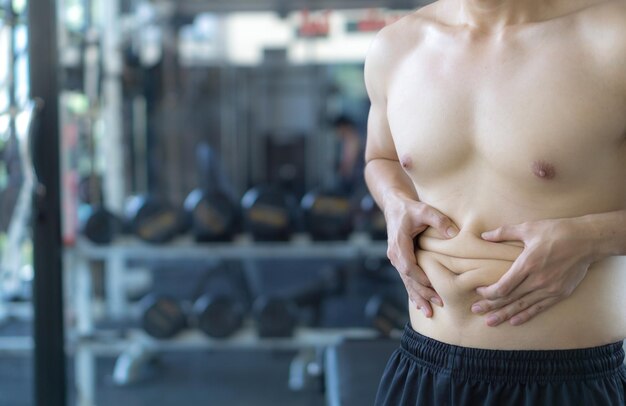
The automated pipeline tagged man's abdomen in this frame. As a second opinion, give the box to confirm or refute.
[409,229,626,350]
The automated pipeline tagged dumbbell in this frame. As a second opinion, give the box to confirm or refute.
[360,194,386,241]
[241,185,299,241]
[125,195,186,244]
[140,265,250,340]
[253,268,344,338]
[80,205,123,244]
[365,295,408,337]
[140,294,188,339]
[301,189,354,241]
[360,257,401,284]
[192,265,249,339]
[184,188,239,242]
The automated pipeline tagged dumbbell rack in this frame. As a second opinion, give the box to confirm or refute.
[67,233,388,406]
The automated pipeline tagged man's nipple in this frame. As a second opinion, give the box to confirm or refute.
[400,155,413,170]
[531,160,556,180]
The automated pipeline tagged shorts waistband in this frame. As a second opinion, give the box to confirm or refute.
[400,324,625,383]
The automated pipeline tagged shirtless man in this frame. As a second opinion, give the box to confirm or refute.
[363,0,626,404]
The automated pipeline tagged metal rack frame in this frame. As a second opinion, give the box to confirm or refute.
[69,235,388,406]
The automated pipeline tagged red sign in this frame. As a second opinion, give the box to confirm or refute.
[297,9,331,38]
[347,9,406,33]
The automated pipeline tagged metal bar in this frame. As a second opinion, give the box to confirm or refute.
[75,346,96,406]
[105,251,127,319]
[75,326,388,354]
[74,257,95,406]
[75,259,94,335]
[74,236,387,260]
[28,0,67,404]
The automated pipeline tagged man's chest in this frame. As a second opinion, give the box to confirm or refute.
[386,36,626,186]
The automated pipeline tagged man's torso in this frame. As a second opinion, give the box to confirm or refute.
[382,0,626,349]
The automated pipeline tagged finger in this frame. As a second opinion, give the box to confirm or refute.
[399,266,442,309]
[475,256,529,300]
[471,284,530,314]
[509,297,559,326]
[392,235,440,295]
[413,264,443,306]
[416,203,459,238]
[483,290,546,327]
[481,224,524,242]
[388,233,442,312]
[404,279,434,317]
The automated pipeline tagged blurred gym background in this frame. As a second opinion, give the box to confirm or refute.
[0,0,430,405]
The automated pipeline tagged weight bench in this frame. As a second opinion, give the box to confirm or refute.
[325,338,400,406]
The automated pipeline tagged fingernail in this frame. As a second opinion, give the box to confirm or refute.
[481,232,491,239]
[486,315,501,326]
[446,227,458,238]
[431,297,443,307]
[510,316,522,326]
[421,307,428,316]
[471,304,483,314]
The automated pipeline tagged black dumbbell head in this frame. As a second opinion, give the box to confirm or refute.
[125,195,184,243]
[241,185,296,241]
[140,295,187,339]
[365,295,408,337]
[81,205,122,244]
[301,189,354,241]
[194,293,245,339]
[184,189,238,242]
[252,296,298,338]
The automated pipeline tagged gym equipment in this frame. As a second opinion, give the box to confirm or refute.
[184,188,238,242]
[241,185,298,241]
[81,205,123,244]
[301,189,353,240]
[112,344,159,386]
[288,348,324,392]
[360,194,386,240]
[365,295,408,337]
[360,257,400,284]
[139,294,187,339]
[253,268,344,338]
[325,339,400,406]
[191,264,250,339]
[125,195,185,243]
[193,293,246,338]
[140,263,250,340]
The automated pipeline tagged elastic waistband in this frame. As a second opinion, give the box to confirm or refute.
[400,324,625,383]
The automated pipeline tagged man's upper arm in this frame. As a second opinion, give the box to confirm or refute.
[363,28,399,165]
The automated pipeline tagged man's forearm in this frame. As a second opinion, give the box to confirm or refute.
[364,158,418,211]
[579,210,626,259]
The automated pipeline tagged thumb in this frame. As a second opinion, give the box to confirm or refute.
[418,204,459,239]
[481,224,521,242]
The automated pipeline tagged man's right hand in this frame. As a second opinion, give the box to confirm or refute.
[383,192,460,317]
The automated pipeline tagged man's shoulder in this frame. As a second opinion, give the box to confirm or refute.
[365,5,436,73]
[381,2,443,38]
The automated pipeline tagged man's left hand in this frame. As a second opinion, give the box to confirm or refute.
[470,218,595,327]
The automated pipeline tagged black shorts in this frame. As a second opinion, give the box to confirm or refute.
[375,324,626,406]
